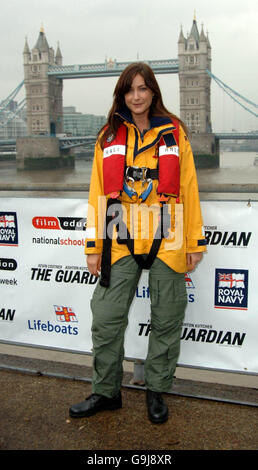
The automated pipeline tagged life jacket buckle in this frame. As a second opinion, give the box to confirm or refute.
[125,166,148,182]
[123,180,138,200]
[140,167,148,182]
[139,179,153,202]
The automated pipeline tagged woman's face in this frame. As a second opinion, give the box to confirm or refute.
[124,73,154,121]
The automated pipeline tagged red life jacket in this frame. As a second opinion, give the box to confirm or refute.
[103,120,180,199]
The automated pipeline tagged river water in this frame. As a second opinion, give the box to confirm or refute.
[0,151,258,200]
[196,151,258,201]
[220,151,258,168]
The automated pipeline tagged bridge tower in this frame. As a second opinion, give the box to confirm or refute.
[178,15,212,134]
[17,27,74,170]
[178,16,219,167]
[23,26,63,136]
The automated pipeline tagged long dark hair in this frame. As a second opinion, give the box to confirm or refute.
[99,62,187,148]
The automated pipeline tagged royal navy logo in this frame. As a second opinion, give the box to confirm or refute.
[214,268,248,310]
[0,212,18,246]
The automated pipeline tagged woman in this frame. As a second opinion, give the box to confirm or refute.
[69,62,206,424]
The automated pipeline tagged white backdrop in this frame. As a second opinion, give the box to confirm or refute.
[0,198,257,374]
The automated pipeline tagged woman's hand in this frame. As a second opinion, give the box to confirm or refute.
[87,254,102,277]
[186,252,203,272]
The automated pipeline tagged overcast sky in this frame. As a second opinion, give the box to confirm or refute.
[1,0,258,132]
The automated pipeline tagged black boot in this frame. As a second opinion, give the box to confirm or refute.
[69,391,122,418]
[146,389,168,424]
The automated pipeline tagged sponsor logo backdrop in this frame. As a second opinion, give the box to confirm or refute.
[0,198,257,374]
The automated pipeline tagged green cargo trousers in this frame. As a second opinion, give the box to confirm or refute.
[90,255,187,397]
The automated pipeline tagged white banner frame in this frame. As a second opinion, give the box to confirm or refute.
[0,197,257,375]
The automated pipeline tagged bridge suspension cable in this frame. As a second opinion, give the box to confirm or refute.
[0,81,24,111]
[206,70,258,118]
[0,98,26,128]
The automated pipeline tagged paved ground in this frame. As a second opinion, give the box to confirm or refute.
[0,352,257,452]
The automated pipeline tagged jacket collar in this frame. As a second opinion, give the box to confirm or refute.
[116,106,173,129]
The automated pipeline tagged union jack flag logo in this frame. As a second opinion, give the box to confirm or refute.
[54,305,78,322]
[0,215,15,228]
[218,272,245,289]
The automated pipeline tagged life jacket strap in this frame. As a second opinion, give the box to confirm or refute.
[100,199,170,287]
[99,198,116,287]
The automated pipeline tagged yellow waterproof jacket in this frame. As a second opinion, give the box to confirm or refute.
[85,112,206,273]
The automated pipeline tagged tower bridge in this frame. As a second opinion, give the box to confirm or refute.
[21,18,212,138]
[1,17,257,170]
[17,17,214,169]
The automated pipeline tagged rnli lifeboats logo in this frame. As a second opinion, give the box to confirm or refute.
[54,305,78,322]
[0,212,18,246]
[214,268,248,310]
[185,272,195,289]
